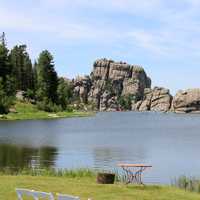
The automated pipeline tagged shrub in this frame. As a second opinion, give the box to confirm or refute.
[23,89,35,101]
[118,95,136,110]
[37,100,62,112]
[0,96,13,114]
[132,66,144,73]
[104,79,113,93]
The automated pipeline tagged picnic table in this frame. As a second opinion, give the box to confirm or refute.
[117,163,152,185]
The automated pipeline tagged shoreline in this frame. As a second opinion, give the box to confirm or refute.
[0,101,94,121]
[2,108,200,122]
[0,112,94,121]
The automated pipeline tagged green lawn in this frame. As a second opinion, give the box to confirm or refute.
[0,101,93,121]
[1,175,200,200]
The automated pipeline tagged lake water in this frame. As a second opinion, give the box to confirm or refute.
[0,112,200,184]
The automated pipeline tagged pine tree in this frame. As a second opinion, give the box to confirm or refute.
[57,78,72,109]
[0,78,13,114]
[9,45,34,91]
[0,32,16,97]
[0,33,10,81]
[0,32,6,49]
[36,50,58,103]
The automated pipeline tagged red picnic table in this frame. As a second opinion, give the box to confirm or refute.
[117,163,152,185]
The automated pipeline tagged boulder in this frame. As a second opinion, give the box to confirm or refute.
[16,91,24,101]
[136,87,172,112]
[9,108,17,113]
[150,87,172,112]
[173,89,200,113]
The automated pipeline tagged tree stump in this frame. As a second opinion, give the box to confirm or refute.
[97,173,115,184]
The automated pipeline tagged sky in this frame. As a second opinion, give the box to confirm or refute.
[1,0,200,94]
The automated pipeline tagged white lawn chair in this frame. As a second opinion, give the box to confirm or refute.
[57,193,80,200]
[16,188,55,200]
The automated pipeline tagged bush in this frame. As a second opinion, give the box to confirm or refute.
[118,95,135,110]
[0,97,13,114]
[23,89,35,101]
[37,100,62,112]
[66,105,73,112]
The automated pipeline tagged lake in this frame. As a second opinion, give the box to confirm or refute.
[0,112,200,184]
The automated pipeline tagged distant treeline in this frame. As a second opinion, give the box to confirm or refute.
[0,32,72,114]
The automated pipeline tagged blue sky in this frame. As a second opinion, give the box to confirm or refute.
[1,0,200,94]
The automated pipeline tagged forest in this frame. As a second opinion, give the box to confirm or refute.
[0,33,72,114]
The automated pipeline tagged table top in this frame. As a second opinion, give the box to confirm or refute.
[117,163,152,168]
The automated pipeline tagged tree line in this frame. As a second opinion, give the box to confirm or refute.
[0,33,72,114]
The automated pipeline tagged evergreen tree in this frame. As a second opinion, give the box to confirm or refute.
[33,61,38,91]
[0,32,16,97]
[9,45,34,91]
[0,33,11,82]
[57,78,72,109]
[0,78,13,114]
[36,50,58,103]
[4,75,16,96]
[0,33,72,113]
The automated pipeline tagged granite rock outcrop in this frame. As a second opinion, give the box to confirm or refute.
[72,58,152,111]
[172,89,200,113]
[71,58,200,114]
[131,87,172,112]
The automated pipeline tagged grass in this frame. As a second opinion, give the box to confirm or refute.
[0,169,199,200]
[0,175,200,200]
[0,168,96,178]
[0,101,93,121]
[172,176,200,193]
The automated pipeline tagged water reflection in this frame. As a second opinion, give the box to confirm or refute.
[1,112,200,183]
[0,144,57,169]
[93,146,147,170]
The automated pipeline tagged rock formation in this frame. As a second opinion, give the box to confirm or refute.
[72,58,152,111]
[71,58,200,114]
[172,89,200,113]
[72,75,92,103]
[131,87,172,112]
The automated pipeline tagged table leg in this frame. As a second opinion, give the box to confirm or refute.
[135,167,147,185]
[122,167,148,185]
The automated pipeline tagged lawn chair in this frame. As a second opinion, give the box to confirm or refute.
[16,188,55,200]
[57,193,80,200]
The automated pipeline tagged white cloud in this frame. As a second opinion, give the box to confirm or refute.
[0,6,116,42]
[1,0,200,60]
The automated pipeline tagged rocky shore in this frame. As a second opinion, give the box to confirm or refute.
[71,58,200,114]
